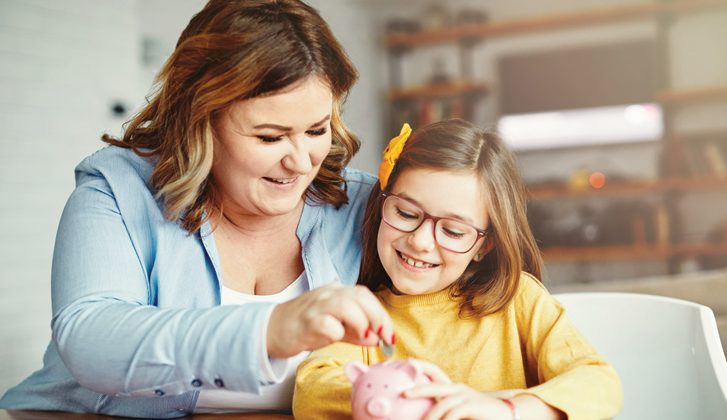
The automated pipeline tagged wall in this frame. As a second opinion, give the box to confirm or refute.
[0,0,144,396]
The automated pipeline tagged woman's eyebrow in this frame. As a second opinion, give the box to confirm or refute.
[253,114,331,131]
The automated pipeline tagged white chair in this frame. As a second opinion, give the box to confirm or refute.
[553,292,727,420]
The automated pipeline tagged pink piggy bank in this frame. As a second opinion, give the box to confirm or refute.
[345,359,434,420]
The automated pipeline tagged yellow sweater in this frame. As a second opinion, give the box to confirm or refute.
[293,273,623,420]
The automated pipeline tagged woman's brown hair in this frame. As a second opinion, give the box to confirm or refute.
[359,119,543,318]
[103,0,359,232]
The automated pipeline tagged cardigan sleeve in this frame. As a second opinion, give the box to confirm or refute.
[51,157,277,397]
[515,274,624,420]
[293,342,369,420]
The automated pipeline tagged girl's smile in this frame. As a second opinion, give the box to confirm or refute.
[377,167,490,295]
[396,250,440,271]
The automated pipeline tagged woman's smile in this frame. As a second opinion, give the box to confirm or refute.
[262,175,300,190]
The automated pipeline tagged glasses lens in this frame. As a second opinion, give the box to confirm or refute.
[435,219,479,253]
[383,196,422,232]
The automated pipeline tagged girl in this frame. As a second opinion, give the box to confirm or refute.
[293,119,622,420]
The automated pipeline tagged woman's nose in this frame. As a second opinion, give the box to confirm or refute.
[407,219,437,252]
[282,140,313,174]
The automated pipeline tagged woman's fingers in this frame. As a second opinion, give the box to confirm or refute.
[266,283,393,357]
[342,285,395,345]
[309,285,386,345]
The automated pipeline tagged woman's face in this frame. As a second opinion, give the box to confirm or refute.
[377,168,490,295]
[211,76,333,218]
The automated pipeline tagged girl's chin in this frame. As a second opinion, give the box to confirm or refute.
[390,281,432,296]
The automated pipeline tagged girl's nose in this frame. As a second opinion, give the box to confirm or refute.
[407,219,437,252]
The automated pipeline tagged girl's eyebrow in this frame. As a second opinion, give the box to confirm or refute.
[252,114,331,131]
[395,192,477,226]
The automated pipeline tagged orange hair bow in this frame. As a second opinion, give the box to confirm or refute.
[378,123,412,190]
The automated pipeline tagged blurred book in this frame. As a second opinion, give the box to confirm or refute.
[703,141,727,177]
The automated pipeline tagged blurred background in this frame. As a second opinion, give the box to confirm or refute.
[1,0,726,395]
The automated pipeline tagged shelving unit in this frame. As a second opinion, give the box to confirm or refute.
[528,176,727,200]
[657,84,727,105]
[388,81,488,102]
[543,242,727,262]
[386,0,724,48]
[384,0,727,278]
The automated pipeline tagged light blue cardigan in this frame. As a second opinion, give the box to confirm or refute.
[0,146,375,418]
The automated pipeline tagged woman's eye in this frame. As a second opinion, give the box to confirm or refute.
[395,208,418,220]
[306,127,328,137]
[257,135,283,143]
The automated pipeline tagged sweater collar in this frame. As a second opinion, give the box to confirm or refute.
[378,286,459,308]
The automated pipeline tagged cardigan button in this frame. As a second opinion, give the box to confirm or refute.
[191,379,203,387]
[214,378,225,388]
[154,389,165,396]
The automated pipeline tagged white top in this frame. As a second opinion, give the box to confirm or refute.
[195,272,310,413]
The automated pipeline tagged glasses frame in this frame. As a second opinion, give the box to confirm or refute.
[380,192,490,254]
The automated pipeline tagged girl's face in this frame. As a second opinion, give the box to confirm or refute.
[211,76,333,218]
[377,167,490,295]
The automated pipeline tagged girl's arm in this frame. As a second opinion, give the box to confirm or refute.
[405,379,565,420]
[405,276,619,419]
[293,342,369,419]
[516,274,624,419]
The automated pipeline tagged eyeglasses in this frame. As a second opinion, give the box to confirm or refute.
[381,193,489,254]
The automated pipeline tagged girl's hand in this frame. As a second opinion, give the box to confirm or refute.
[417,359,452,383]
[405,383,514,420]
[266,283,394,358]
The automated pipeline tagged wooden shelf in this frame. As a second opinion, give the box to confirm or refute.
[669,128,727,142]
[388,80,488,101]
[542,242,727,261]
[657,84,727,105]
[528,176,727,199]
[386,0,727,48]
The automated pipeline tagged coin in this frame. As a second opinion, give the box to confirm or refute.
[379,338,395,359]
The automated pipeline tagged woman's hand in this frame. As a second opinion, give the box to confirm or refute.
[266,283,394,358]
[405,383,516,420]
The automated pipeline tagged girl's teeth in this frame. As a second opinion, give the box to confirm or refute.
[403,255,434,268]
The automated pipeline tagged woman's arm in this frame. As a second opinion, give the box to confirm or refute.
[51,174,278,397]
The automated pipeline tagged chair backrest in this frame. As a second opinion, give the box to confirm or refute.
[554,292,727,420]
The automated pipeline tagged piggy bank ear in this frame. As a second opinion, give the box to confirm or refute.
[401,359,424,381]
[345,361,369,383]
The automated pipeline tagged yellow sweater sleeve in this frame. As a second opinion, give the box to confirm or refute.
[292,342,370,420]
[517,275,624,420]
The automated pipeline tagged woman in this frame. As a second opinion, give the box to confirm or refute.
[0,0,393,417]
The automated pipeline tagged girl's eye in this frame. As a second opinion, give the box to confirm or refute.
[395,207,418,220]
[441,226,466,239]
[306,127,328,137]
[257,135,283,143]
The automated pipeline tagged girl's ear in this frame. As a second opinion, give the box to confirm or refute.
[472,235,495,262]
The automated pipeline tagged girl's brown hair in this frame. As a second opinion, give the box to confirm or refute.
[103,0,359,232]
[359,119,543,318]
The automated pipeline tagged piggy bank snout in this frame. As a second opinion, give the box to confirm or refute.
[366,396,392,417]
